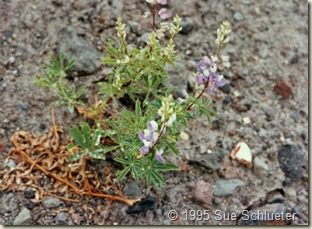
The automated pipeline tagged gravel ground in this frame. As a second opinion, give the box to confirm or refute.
[0,0,308,225]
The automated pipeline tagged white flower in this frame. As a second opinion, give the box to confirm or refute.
[166,113,176,127]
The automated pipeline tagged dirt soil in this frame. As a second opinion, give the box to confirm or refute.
[0,0,308,226]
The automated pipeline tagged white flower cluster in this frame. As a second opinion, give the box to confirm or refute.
[215,21,231,47]
[158,95,176,127]
[116,18,126,40]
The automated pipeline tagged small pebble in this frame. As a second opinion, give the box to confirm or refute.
[9,114,19,122]
[7,159,16,168]
[39,123,46,130]
[180,131,189,141]
[233,90,241,97]
[18,102,29,110]
[9,56,16,64]
[243,117,251,124]
[233,12,244,21]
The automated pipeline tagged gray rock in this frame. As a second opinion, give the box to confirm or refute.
[18,102,29,110]
[192,180,213,204]
[278,144,305,179]
[219,84,230,94]
[260,103,275,118]
[42,197,61,208]
[180,18,194,35]
[140,32,152,44]
[253,156,269,176]
[190,147,227,173]
[123,182,142,198]
[213,179,245,196]
[58,26,101,76]
[13,208,31,225]
[233,12,244,21]
[55,212,69,225]
[258,128,267,137]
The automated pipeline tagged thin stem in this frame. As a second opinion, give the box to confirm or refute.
[186,81,209,110]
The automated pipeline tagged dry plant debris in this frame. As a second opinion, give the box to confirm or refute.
[0,122,140,212]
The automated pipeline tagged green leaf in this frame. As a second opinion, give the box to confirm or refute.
[69,152,84,161]
[153,163,180,171]
[150,170,165,186]
[166,141,179,156]
[69,125,86,149]
[117,166,131,182]
[146,171,152,188]
[80,122,91,148]
[135,99,142,123]
[115,157,130,165]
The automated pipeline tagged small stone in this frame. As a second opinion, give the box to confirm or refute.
[55,212,68,225]
[219,84,230,94]
[13,208,31,225]
[24,188,35,199]
[9,56,16,64]
[42,197,61,208]
[7,159,16,168]
[39,123,46,130]
[290,54,299,64]
[24,200,36,210]
[71,213,81,225]
[243,117,251,124]
[223,96,231,104]
[274,81,293,99]
[224,166,245,179]
[123,182,142,198]
[179,131,189,141]
[113,222,118,225]
[192,180,213,204]
[180,18,194,35]
[259,49,268,59]
[177,160,189,172]
[213,179,245,196]
[233,90,241,97]
[233,12,244,21]
[258,128,266,137]
[253,156,269,176]
[278,144,305,179]
[18,102,29,110]
[9,114,19,122]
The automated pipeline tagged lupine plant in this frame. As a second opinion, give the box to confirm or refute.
[34,0,231,189]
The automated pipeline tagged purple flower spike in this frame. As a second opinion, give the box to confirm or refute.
[157,0,167,4]
[159,8,169,19]
[147,120,158,132]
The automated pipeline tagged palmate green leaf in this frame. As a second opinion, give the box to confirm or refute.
[69,125,86,149]
[117,166,131,182]
[115,157,130,165]
[150,170,165,188]
[165,141,179,156]
[146,171,152,188]
[65,59,76,71]
[153,163,180,171]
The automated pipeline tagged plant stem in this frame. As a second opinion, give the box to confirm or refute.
[187,81,209,110]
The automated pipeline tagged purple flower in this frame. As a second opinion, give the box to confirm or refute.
[155,148,165,163]
[194,56,226,91]
[138,121,159,155]
[159,8,169,19]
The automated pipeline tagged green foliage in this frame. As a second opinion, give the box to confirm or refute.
[34,10,231,189]
[68,122,119,161]
[34,52,85,113]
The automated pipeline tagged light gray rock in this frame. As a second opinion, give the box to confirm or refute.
[213,179,245,196]
[13,208,31,225]
[58,26,101,76]
[42,197,61,209]
[7,159,16,168]
[253,156,269,176]
[123,182,142,198]
[233,12,244,21]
